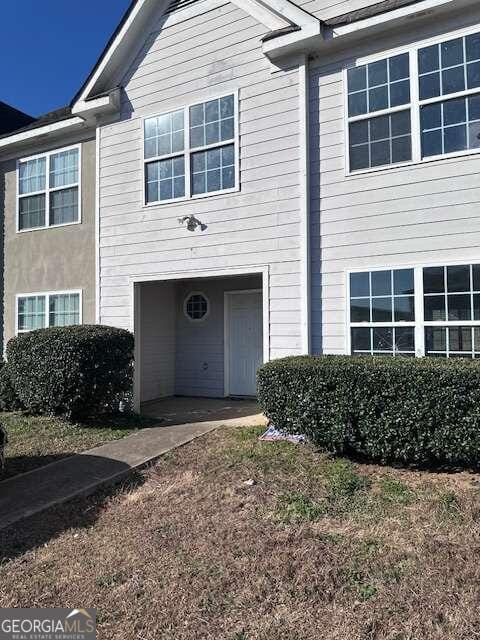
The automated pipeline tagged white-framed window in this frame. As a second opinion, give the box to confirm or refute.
[345,26,480,173]
[183,292,209,322]
[143,92,238,205]
[348,261,480,358]
[16,290,82,334]
[17,145,81,231]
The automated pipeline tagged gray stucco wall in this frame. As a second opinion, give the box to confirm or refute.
[1,137,96,346]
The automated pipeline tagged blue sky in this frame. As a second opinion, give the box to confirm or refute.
[1,1,132,117]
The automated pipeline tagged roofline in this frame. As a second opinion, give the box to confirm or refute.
[0,117,86,151]
[71,0,137,106]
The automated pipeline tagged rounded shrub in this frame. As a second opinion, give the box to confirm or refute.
[257,355,480,467]
[6,325,134,420]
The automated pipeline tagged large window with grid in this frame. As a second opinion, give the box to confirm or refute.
[17,146,80,231]
[17,291,81,333]
[346,27,480,172]
[349,262,480,358]
[144,94,237,205]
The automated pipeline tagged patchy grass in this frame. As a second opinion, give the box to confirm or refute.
[1,412,150,479]
[1,426,480,639]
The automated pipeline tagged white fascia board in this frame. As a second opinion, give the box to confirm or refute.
[330,0,457,37]
[72,0,162,110]
[0,117,85,151]
[72,88,121,116]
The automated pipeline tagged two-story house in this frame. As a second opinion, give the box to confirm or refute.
[1,0,479,411]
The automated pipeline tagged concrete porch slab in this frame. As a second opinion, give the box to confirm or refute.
[141,396,265,426]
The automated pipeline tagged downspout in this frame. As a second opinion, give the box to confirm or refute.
[95,126,101,324]
[299,54,311,354]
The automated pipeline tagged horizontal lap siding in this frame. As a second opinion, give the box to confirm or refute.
[296,0,384,20]
[309,14,480,355]
[98,1,302,358]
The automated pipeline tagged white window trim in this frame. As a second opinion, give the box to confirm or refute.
[16,144,82,233]
[15,289,83,335]
[344,22,480,177]
[346,258,480,357]
[183,291,210,323]
[142,89,240,207]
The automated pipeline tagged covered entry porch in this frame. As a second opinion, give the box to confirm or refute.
[132,269,269,410]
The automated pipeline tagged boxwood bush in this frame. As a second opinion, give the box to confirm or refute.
[6,325,134,420]
[257,355,480,467]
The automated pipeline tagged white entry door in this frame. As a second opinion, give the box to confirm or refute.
[226,291,263,397]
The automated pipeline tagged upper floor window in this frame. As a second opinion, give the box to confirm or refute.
[346,28,480,172]
[144,94,237,205]
[17,290,81,333]
[18,146,80,231]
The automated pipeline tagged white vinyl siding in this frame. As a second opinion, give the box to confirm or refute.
[309,9,480,356]
[16,291,81,334]
[17,145,81,231]
[98,1,303,364]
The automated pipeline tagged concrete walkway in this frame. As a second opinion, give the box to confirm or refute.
[0,399,265,531]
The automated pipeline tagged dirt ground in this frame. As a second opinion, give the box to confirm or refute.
[1,425,479,640]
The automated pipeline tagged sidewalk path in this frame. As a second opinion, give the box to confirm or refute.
[0,411,265,531]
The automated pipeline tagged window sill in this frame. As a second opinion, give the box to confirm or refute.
[345,145,480,178]
[143,184,240,208]
[16,220,82,234]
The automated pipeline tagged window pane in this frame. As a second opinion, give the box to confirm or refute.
[449,326,472,352]
[351,327,371,353]
[390,80,410,107]
[372,297,392,322]
[473,264,480,290]
[419,72,441,100]
[466,32,480,62]
[369,59,388,86]
[394,269,414,294]
[447,264,470,291]
[190,95,235,149]
[423,266,445,293]
[419,45,439,74]
[421,103,442,130]
[19,157,46,195]
[371,270,391,296]
[389,53,409,81]
[49,293,80,327]
[350,299,370,323]
[50,187,79,225]
[447,294,471,321]
[191,144,234,195]
[442,66,465,94]
[425,327,446,354]
[394,296,415,322]
[422,129,443,157]
[369,85,388,112]
[347,66,367,92]
[350,111,411,171]
[443,98,466,125]
[395,327,415,352]
[348,92,368,117]
[145,158,185,203]
[19,194,46,230]
[350,272,369,297]
[50,149,79,188]
[441,38,464,67]
[144,110,184,158]
[444,124,467,153]
[467,61,480,89]
[373,327,393,351]
[18,296,45,331]
[424,295,446,321]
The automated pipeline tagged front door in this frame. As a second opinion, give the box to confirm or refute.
[227,291,263,396]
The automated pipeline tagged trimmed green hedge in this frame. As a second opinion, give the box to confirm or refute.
[257,356,480,467]
[6,325,134,420]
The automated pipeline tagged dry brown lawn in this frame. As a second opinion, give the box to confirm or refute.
[1,425,480,639]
